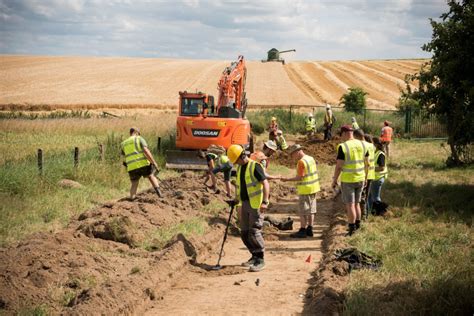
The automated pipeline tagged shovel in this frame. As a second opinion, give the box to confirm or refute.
[211,200,237,271]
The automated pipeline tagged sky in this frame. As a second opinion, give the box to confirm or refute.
[0,0,449,61]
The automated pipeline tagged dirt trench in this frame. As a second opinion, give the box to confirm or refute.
[0,172,343,315]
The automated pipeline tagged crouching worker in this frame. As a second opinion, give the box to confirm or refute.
[227,144,270,272]
[121,127,161,200]
[281,144,321,238]
[198,145,233,198]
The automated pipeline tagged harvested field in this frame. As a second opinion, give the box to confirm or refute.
[1,55,427,111]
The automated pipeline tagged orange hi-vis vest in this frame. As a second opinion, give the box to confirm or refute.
[380,126,393,142]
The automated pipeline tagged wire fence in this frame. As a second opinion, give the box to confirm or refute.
[282,105,448,139]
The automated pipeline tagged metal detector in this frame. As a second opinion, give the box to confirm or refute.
[211,200,237,271]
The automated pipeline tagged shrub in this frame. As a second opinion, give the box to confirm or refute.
[340,87,367,114]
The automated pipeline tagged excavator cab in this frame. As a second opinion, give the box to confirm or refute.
[165,56,251,170]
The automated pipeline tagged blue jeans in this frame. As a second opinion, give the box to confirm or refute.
[368,177,385,212]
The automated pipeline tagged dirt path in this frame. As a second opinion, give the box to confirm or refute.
[144,198,334,315]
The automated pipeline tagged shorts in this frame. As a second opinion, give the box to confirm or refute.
[128,165,152,181]
[212,163,232,181]
[298,193,317,215]
[341,182,364,204]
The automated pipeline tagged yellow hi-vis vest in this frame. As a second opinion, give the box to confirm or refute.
[374,150,388,180]
[121,136,150,172]
[364,141,375,180]
[339,139,366,183]
[297,155,320,195]
[236,160,264,209]
[219,155,230,165]
[276,136,288,150]
[305,117,316,131]
[352,121,360,130]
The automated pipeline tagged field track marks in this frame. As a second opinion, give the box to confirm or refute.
[318,62,391,109]
[296,62,346,104]
[285,63,324,104]
[351,61,406,87]
[387,61,420,73]
[335,62,400,101]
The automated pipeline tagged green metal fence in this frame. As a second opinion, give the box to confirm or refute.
[284,105,447,139]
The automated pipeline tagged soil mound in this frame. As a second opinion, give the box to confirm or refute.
[0,173,230,314]
[273,136,340,167]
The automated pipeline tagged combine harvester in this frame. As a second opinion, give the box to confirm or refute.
[166,55,252,170]
[261,48,296,65]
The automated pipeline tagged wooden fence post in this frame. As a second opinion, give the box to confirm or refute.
[74,147,79,168]
[37,149,43,175]
[289,105,293,128]
[98,144,104,161]
[157,137,161,154]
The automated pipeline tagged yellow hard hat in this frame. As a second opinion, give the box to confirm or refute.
[271,117,277,121]
[227,144,244,164]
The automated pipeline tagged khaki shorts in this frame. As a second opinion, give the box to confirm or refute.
[341,182,364,204]
[298,193,317,215]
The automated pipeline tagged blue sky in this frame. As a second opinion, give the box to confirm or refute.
[0,0,448,60]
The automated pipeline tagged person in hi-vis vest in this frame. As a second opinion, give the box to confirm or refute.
[281,144,321,238]
[227,144,270,272]
[331,125,369,236]
[121,128,161,200]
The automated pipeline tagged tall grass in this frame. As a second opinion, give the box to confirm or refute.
[343,140,474,315]
[247,108,403,137]
[0,113,178,245]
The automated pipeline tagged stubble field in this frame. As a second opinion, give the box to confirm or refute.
[1,55,426,110]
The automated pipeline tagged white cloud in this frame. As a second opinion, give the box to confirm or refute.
[0,0,449,60]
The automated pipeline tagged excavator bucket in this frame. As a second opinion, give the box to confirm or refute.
[165,150,208,170]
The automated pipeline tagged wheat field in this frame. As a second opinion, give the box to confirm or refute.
[0,55,427,110]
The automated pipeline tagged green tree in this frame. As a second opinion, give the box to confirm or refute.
[407,0,473,165]
[340,87,367,114]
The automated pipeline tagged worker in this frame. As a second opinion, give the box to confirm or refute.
[275,130,288,150]
[268,117,278,140]
[368,137,388,213]
[380,120,393,157]
[227,144,270,272]
[354,130,375,219]
[281,144,320,238]
[305,112,316,137]
[331,125,369,236]
[250,140,279,179]
[324,104,336,141]
[351,117,360,131]
[198,146,233,198]
[121,127,161,200]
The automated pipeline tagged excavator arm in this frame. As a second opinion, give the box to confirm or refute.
[216,55,247,115]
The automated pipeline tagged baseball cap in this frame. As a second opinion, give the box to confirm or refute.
[340,125,353,132]
[130,127,140,134]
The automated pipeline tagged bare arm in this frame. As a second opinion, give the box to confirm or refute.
[331,159,344,187]
[282,174,303,182]
[143,147,158,167]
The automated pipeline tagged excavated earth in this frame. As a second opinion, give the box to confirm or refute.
[273,135,339,167]
[0,171,349,315]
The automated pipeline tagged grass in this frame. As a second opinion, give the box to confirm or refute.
[0,114,178,246]
[247,108,407,138]
[343,140,474,315]
[142,217,207,251]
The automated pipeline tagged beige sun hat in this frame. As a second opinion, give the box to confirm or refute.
[287,144,303,155]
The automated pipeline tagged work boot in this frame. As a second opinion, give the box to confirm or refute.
[306,225,314,237]
[241,255,257,267]
[249,258,265,272]
[355,220,361,230]
[290,228,307,238]
[345,224,356,237]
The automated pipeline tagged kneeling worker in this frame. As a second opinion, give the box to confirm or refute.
[227,144,270,272]
[121,127,161,200]
[281,144,320,238]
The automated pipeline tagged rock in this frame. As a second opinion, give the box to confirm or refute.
[180,171,193,178]
[200,196,210,205]
[58,179,83,189]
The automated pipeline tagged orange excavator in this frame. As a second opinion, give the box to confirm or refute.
[166,55,252,169]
